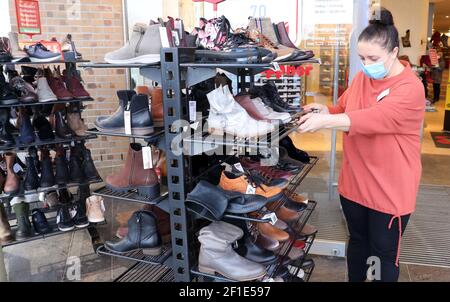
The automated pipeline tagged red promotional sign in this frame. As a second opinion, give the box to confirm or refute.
[15,0,41,36]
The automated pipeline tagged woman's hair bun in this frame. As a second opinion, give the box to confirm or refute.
[369,7,394,26]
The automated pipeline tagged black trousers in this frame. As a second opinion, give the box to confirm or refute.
[433,83,441,103]
[340,196,410,282]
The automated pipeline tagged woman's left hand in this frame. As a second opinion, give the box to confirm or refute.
[297,113,331,133]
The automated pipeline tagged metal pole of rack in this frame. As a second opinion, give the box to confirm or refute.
[328,24,341,201]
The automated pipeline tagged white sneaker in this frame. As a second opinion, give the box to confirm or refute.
[86,196,106,223]
[251,97,292,124]
[207,86,274,138]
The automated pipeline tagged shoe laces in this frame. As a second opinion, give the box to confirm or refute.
[242,170,267,192]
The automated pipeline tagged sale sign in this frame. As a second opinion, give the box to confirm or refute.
[15,0,41,36]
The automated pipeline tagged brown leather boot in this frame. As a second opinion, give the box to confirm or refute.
[67,104,88,136]
[4,152,20,194]
[150,87,163,127]
[136,86,163,127]
[106,143,160,199]
[0,202,13,244]
[256,221,290,242]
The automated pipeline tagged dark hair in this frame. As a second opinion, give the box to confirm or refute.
[358,7,399,52]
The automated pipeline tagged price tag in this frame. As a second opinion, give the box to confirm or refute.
[13,163,23,174]
[124,110,132,135]
[189,101,197,122]
[262,212,278,225]
[246,184,256,195]
[234,163,244,173]
[142,146,153,170]
[172,30,180,46]
[191,121,200,130]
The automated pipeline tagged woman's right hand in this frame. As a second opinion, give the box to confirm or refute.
[303,103,330,114]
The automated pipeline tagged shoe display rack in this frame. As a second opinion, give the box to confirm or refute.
[0,59,102,248]
[80,47,320,282]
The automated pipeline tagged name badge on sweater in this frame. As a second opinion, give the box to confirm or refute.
[377,89,390,102]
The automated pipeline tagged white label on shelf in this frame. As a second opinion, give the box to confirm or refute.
[262,212,278,225]
[234,163,244,173]
[189,101,197,122]
[246,184,256,195]
[142,146,153,170]
[13,163,23,173]
[124,110,132,135]
[172,30,180,46]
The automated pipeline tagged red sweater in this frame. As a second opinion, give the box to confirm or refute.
[329,61,425,216]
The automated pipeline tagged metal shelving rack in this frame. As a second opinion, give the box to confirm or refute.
[0,59,103,250]
[76,48,320,282]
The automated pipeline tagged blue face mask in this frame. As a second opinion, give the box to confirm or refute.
[361,56,394,80]
[361,61,387,79]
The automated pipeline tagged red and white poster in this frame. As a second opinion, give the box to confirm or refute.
[15,0,41,36]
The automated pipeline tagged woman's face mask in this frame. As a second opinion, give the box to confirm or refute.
[358,41,398,80]
[361,53,396,80]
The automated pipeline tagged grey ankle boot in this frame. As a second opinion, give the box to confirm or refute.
[198,221,267,281]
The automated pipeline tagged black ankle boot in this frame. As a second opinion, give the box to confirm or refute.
[69,151,84,184]
[39,148,55,190]
[24,156,40,192]
[54,111,74,139]
[55,146,70,185]
[18,109,35,144]
[13,202,32,239]
[33,113,55,141]
[0,109,15,147]
[279,136,310,164]
[81,146,101,181]
[28,146,40,173]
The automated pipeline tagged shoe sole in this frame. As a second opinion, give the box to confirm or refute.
[88,218,105,224]
[0,99,19,105]
[38,98,58,102]
[30,55,62,63]
[198,265,267,282]
[58,225,75,232]
[94,124,155,136]
[104,244,163,256]
[75,222,90,228]
[38,185,58,192]
[104,54,160,65]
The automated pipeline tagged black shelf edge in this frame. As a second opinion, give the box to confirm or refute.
[2,217,106,248]
[79,62,160,69]
[92,186,168,205]
[85,128,164,142]
[180,58,320,69]
[0,133,98,152]
[114,262,174,282]
[96,244,172,266]
[0,98,94,109]
[0,179,103,200]
[266,201,317,279]
[0,60,90,66]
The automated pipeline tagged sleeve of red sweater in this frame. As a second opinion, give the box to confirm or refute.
[327,89,349,114]
[347,83,425,136]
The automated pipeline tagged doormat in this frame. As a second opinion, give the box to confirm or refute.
[431,132,450,148]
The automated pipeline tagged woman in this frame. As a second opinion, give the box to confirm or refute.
[431,51,445,104]
[298,8,425,282]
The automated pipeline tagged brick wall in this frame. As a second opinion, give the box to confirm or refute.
[9,0,130,178]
